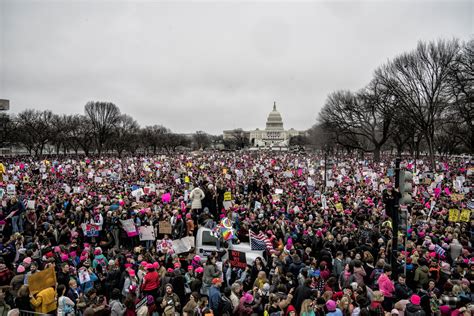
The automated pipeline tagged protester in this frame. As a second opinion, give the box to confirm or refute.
[0,152,470,316]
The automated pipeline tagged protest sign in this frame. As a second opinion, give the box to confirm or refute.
[172,236,195,254]
[159,221,172,235]
[254,201,261,211]
[26,200,35,210]
[6,184,15,195]
[448,209,460,222]
[120,219,138,237]
[139,226,156,241]
[94,176,102,183]
[451,194,464,202]
[28,267,56,295]
[223,200,233,210]
[132,188,144,198]
[275,188,283,195]
[224,192,232,201]
[460,209,471,222]
[228,250,247,269]
[78,269,91,284]
[161,192,171,203]
[335,203,343,212]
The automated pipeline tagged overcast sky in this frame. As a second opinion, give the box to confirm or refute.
[0,0,472,135]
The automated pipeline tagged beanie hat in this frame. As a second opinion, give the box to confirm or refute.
[195,267,204,273]
[326,300,337,311]
[17,265,25,273]
[153,262,159,269]
[410,294,421,305]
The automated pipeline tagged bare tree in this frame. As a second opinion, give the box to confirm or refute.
[84,101,121,156]
[318,82,396,161]
[375,39,462,169]
[13,110,55,156]
[224,129,249,149]
[141,125,171,154]
[109,114,140,156]
[444,39,474,153]
[192,131,211,150]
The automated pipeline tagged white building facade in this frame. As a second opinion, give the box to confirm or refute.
[224,102,304,148]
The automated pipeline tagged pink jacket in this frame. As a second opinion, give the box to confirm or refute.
[378,273,395,297]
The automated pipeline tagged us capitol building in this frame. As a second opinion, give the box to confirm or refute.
[223,102,305,148]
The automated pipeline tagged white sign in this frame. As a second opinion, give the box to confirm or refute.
[27,200,35,210]
[275,189,283,194]
[139,226,156,241]
[6,184,15,195]
[172,236,195,254]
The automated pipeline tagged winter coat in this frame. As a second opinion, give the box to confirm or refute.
[377,273,395,298]
[414,266,430,288]
[142,271,160,291]
[110,299,126,316]
[209,285,222,314]
[190,187,205,210]
[405,303,426,316]
[203,264,220,285]
[395,282,413,300]
[353,267,366,286]
[30,287,57,314]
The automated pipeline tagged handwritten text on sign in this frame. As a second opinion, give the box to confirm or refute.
[228,250,247,269]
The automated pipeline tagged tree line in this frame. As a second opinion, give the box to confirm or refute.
[3,101,225,156]
[316,38,473,169]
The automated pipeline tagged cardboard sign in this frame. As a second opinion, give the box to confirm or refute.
[159,221,172,235]
[28,267,57,295]
[120,219,138,237]
[460,209,471,222]
[449,209,460,222]
[224,192,232,201]
[139,226,156,241]
[228,250,247,269]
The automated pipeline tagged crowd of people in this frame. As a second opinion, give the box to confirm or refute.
[0,151,472,316]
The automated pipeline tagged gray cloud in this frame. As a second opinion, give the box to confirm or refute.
[1,0,472,134]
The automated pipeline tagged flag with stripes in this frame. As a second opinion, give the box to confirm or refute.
[467,201,474,210]
[249,230,273,251]
[435,244,446,258]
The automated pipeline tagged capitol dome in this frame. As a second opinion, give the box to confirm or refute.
[266,102,284,131]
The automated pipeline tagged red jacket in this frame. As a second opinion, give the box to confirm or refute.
[142,271,160,291]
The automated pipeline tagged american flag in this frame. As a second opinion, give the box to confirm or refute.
[435,244,446,258]
[249,230,273,251]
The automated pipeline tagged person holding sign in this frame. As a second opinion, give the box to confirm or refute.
[29,286,57,314]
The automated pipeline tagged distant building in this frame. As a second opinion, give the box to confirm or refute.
[223,102,305,148]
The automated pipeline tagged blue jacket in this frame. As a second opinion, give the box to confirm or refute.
[208,285,222,313]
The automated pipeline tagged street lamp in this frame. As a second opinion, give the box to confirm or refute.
[413,135,418,173]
